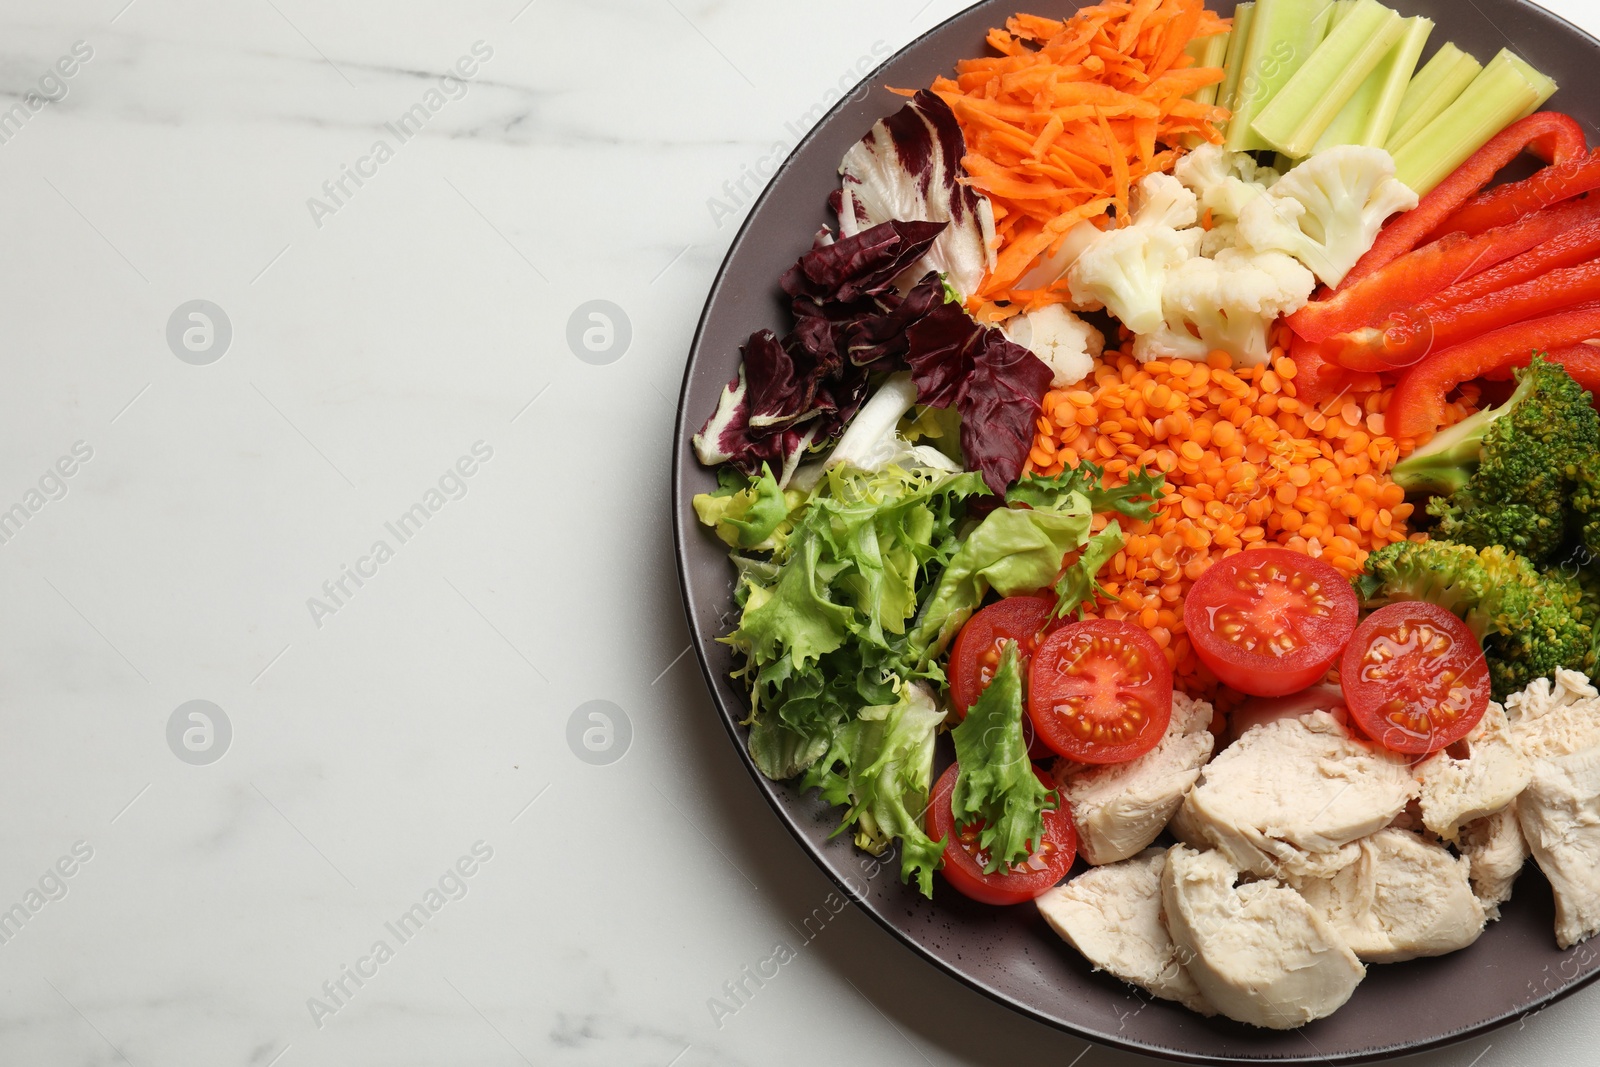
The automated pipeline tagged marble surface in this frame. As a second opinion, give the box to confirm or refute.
[1,0,1597,1064]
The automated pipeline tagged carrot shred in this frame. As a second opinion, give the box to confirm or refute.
[930,0,1230,309]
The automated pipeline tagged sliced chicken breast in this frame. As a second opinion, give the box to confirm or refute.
[1036,848,1213,1014]
[1055,692,1217,865]
[1458,807,1528,921]
[1161,845,1364,1029]
[1184,711,1418,878]
[1415,701,1530,843]
[1291,829,1485,963]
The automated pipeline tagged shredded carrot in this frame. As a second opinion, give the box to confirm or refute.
[1023,328,1485,701]
[901,1,1229,315]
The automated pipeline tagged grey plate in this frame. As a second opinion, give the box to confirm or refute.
[671,2,1600,1061]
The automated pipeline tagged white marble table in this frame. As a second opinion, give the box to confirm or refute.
[1,0,1597,1064]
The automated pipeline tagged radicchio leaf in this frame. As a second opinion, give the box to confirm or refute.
[836,90,997,299]
[906,304,1054,497]
[694,220,952,482]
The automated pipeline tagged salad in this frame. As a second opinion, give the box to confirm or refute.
[689,0,1600,1031]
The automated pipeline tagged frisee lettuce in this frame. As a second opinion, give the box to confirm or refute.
[950,642,1058,873]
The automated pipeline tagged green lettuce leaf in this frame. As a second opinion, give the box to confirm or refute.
[692,465,801,550]
[1054,524,1126,620]
[949,641,1058,873]
[801,682,947,896]
[907,491,1094,663]
[1007,462,1166,524]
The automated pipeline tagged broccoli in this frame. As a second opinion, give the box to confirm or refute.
[1356,540,1595,700]
[1391,358,1600,564]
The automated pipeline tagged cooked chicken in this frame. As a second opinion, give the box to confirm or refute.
[1036,848,1213,1014]
[1415,702,1530,843]
[1517,747,1600,948]
[1458,807,1528,921]
[1161,845,1364,1029]
[1226,684,1346,745]
[1055,692,1217,864]
[1290,829,1485,963]
[1183,711,1419,878]
[1503,670,1600,948]
[1167,790,1211,851]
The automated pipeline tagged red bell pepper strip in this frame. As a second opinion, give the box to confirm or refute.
[1287,332,1351,407]
[1286,195,1600,342]
[1331,259,1600,372]
[1481,344,1600,392]
[1429,147,1600,239]
[1340,113,1587,289]
[1387,304,1600,438]
[1421,216,1600,312]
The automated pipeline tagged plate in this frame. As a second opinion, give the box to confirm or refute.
[671,2,1600,1061]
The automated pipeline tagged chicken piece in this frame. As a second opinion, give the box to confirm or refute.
[1503,670,1600,948]
[1167,791,1211,851]
[1458,807,1529,921]
[1517,747,1600,948]
[1505,669,1600,759]
[1415,702,1531,843]
[1036,849,1214,1015]
[1161,845,1364,1029]
[1290,829,1485,963]
[1055,693,1216,865]
[1225,684,1346,746]
[1184,711,1419,878]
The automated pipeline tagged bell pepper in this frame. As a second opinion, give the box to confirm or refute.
[1286,195,1600,343]
[1429,147,1600,239]
[1481,344,1600,390]
[1340,112,1587,289]
[1331,259,1600,372]
[1423,216,1600,311]
[1387,304,1600,437]
[1287,332,1351,407]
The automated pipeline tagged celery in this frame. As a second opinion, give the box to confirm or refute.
[1392,49,1546,194]
[1186,31,1233,107]
[1251,0,1407,158]
[1314,17,1433,152]
[1225,0,1335,153]
[1327,0,1358,30]
[1218,2,1255,115]
[1505,52,1558,118]
[1388,44,1482,151]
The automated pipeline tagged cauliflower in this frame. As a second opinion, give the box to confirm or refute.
[1236,145,1419,289]
[1003,305,1104,387]
[1133,248,1316,367]
[1175,145,1280,257]
[1068,173,1202,336]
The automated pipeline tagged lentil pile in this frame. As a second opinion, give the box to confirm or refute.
[1024,342,1482,698]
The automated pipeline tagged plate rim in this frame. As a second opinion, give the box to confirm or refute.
[669,2,1600,1060]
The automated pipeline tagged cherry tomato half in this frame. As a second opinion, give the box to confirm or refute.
[1028,619,1172,764]
[1341,601,1491,755]
[927,762,1076,905]
[949,595,1056,715]
[1186,548,1359,697]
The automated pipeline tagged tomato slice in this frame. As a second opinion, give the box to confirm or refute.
[1341,601,1492,755]
[1027,620,1172,764]
[949,595,1056,715]
[927,762,1076,905]
[1186,548,1360,697]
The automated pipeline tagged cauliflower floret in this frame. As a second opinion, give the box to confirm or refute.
[1175,144,1280,222]
[1068,173,1202,336]
[1236,145,1418,289]
[1003,305,1104,387]
[1133,248,1315,368]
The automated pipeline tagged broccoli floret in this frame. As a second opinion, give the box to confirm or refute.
[1355,539,1595,700]
[1393,358,1600,564]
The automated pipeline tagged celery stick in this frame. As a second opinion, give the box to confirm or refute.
[1388,44,1481,151]
[1327,0,1358,30]
[1392,50,1542,194]
[1314,16,1432,152]
[1186,31,1232,107]
[1504,52,1558,118]
[1251,0,1407,158]
[1218,2,1255,115]
[1225,0,1336,153]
